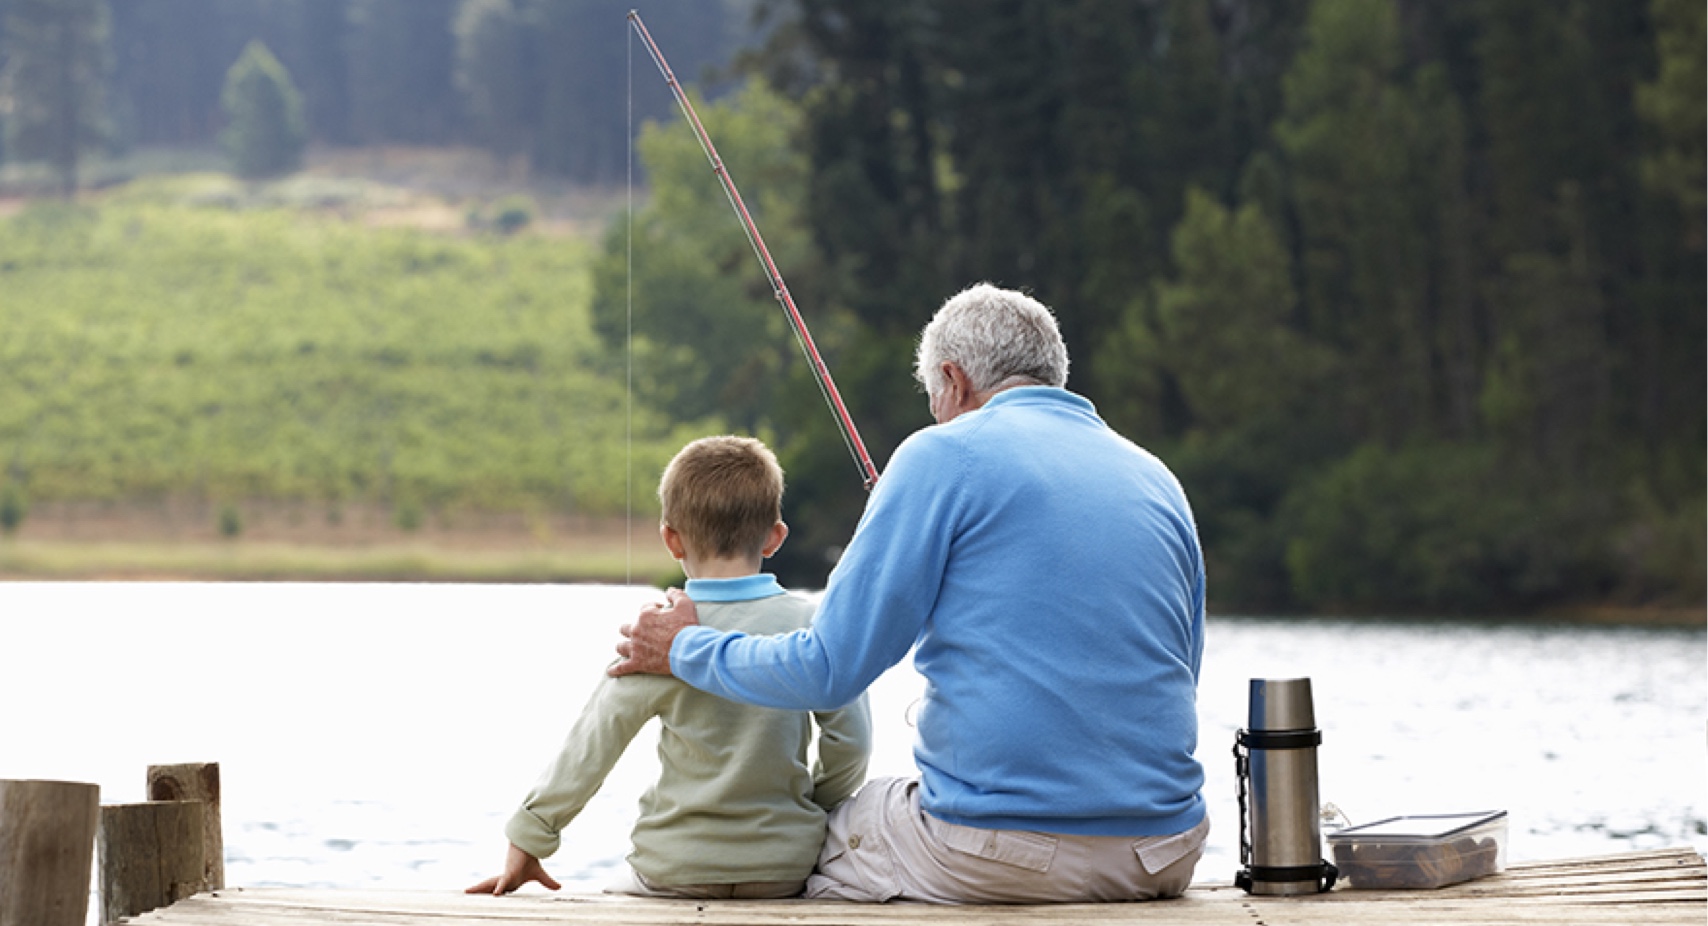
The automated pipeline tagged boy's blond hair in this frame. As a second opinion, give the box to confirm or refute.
[659,436,784,558]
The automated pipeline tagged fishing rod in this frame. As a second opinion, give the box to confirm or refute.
[627,10,879,491]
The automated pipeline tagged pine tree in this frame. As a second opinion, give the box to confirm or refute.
[1636,0,1706,241]
[221,40,307,180]
[1274,0,1465,444]
[344,0,461,144]
[0,0,109,197]
[454,0,535,161]
[1616,0,1703,492]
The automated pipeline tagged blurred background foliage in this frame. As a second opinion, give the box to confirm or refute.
[0,184,703,522]
[0,0,1700,614]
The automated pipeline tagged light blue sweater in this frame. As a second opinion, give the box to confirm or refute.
[672,387,1207,837]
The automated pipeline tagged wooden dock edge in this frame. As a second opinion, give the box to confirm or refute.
[127,847,1705,926]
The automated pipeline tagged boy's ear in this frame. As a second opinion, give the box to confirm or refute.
[761,521,789,559]
[660,523,687,561]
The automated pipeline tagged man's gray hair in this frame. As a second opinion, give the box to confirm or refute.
[915,283,1070,396]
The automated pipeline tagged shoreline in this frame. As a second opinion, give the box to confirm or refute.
[2,505,1700,626]
[0,538,681,586]
[1209,605,1705,630]
[0,506,682,587]
[2,538,1699,628]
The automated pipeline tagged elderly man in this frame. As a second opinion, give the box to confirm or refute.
[612,283,1209,903]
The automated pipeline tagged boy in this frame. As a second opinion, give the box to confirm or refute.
[467,435,871,898]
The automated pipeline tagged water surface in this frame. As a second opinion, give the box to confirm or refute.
[0,582,1700,892]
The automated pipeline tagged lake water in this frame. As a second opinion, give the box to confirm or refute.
[0,582,1701,898]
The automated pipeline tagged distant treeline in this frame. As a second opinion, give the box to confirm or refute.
[0,0,1700,616]
[0,0,753,183]
[598,0,1706,615]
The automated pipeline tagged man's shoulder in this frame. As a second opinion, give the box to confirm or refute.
[887,420,973,474]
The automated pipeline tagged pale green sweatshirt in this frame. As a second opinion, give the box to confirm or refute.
[505,575,871,886]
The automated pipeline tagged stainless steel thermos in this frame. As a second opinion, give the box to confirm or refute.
[1234,677,1338,894]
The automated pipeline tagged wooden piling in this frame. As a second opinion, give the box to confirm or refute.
[0,779,101,926]
[97,800,206,925]
[147,762,224,890]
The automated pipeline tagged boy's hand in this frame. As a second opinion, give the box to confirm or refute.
[611,588,700,678]
[466,843,561,895]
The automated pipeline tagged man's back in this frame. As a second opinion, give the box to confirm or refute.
[895,386,1206,836]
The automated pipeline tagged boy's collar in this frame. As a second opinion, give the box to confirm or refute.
[682,573,787,603]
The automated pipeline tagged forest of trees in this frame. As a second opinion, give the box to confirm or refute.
[0,0,1701,614]
[0,0,749,183]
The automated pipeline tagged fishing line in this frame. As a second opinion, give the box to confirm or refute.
[624,17,635,586]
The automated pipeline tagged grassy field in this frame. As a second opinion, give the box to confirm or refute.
[0,167,710,581]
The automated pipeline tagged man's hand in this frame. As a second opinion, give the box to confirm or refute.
[610,587,700,678]
[466,843,561,895]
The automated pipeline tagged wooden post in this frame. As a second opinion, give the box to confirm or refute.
[97,800,205,924]
[0,779,101,926]
[146,762,223,890]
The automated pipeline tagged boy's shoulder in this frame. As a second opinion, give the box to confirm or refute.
[699,587,816,636]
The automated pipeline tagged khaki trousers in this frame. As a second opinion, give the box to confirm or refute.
[806,776,1209,904]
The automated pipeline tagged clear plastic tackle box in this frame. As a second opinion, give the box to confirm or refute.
[1327,811,1508,889]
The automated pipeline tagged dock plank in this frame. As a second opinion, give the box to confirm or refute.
[126,848,1706,926]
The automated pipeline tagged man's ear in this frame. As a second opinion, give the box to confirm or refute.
[940,361,968,398]
[660,523,687,560]
[934,361,985,422]
[761,521,789,559]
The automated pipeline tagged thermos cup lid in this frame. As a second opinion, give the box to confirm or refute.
[1248,677,1316,731]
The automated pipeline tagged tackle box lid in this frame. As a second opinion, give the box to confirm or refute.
[1327,811,1507,842]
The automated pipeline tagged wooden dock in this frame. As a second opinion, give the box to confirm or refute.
[126,847,1704,925]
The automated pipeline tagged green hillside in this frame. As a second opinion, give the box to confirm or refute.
[0,178,699,530]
